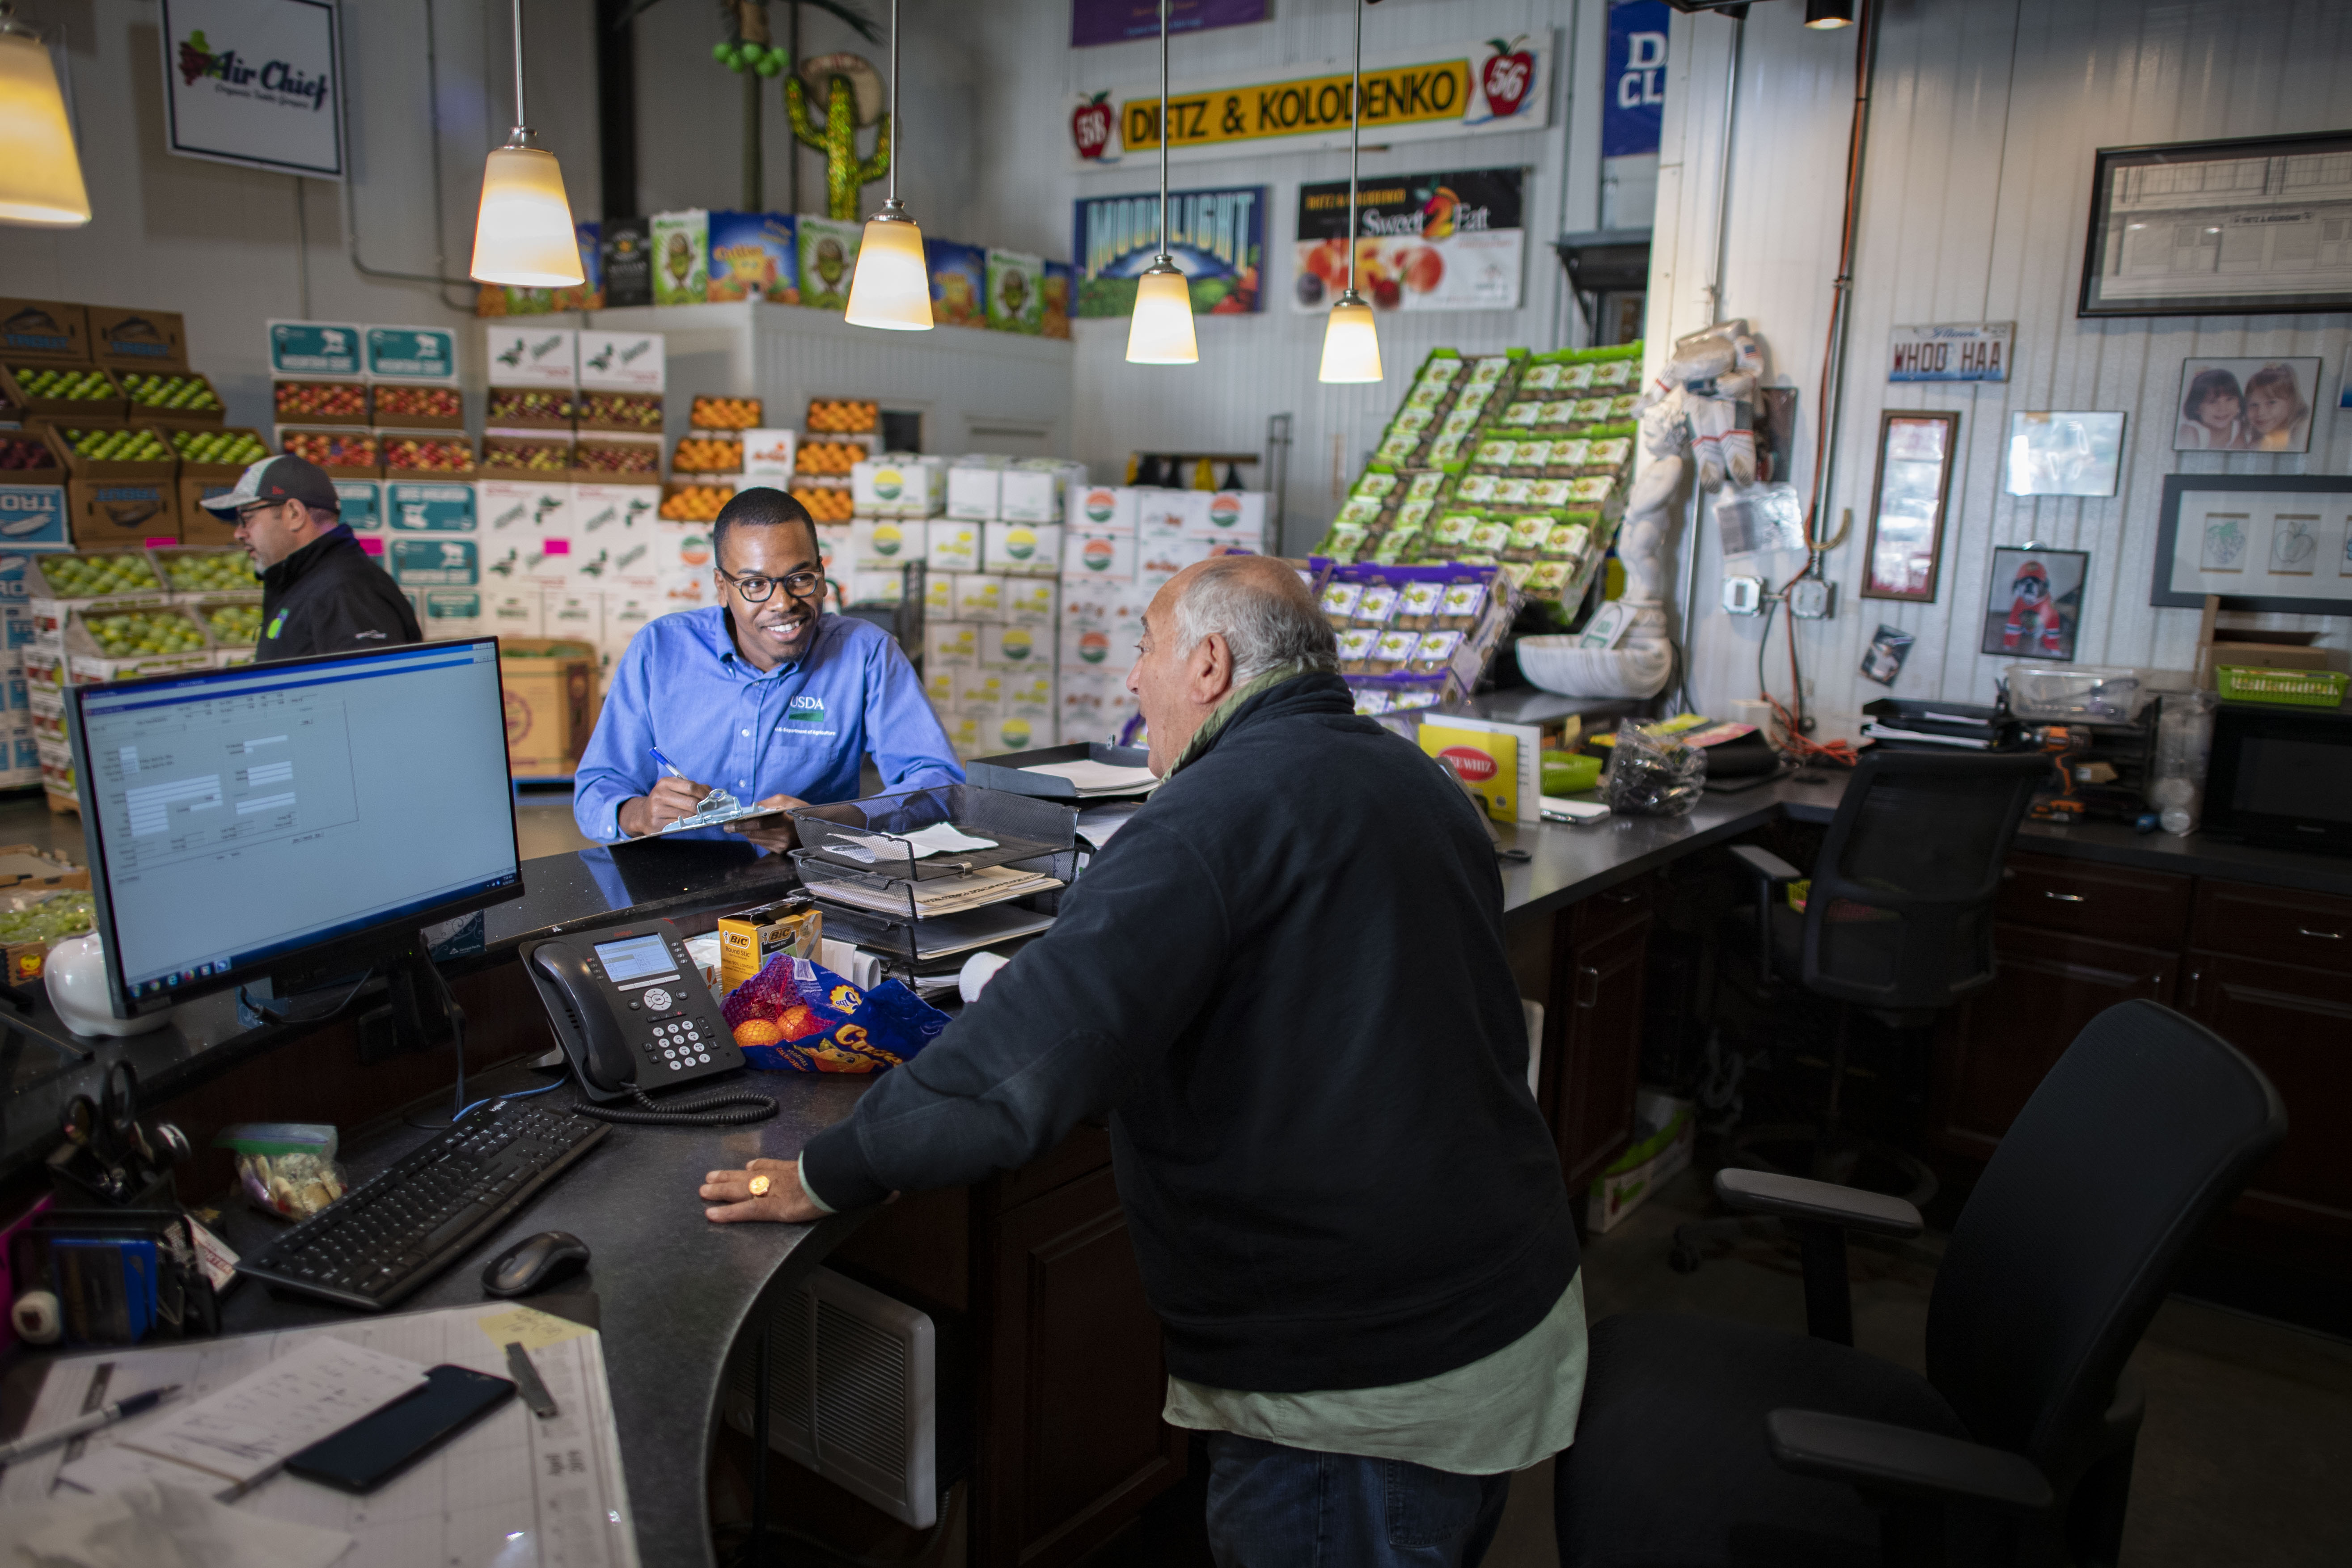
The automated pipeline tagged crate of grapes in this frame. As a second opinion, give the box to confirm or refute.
[150,545,262,604]
[0,888,93,984]
[63,604,216,684]
[25,552,171,634]
[48,424,178,482]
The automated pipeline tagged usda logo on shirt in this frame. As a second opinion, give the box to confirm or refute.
[788,694,826,724]
[1003,526,1037,560]
[875,468,905,500]
[1084,488,1117,524]
[873,523,903,556]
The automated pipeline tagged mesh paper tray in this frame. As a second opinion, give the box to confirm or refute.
[786,783,1075,882]
[962,743,1156,801]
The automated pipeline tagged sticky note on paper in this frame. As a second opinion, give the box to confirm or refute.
[477,1305,592,1352]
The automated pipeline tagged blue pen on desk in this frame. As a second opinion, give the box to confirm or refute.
[0,1384,182,1464]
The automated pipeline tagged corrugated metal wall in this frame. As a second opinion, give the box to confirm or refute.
[1650,0,2352,732]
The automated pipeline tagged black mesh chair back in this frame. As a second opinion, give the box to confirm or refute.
[1926,999,2285,1481]
[1800,750,2048,1011]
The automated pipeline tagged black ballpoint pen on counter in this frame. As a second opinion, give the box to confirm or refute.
[0,1384,183,1465]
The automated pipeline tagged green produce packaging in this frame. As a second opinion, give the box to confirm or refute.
[796,218,863,313]
[650,209,710,305]
[986,249,1045,334]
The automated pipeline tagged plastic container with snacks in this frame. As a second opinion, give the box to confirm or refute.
[216,1123,349,1220]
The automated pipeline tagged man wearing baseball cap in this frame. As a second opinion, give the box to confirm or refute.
[200,455,419,663]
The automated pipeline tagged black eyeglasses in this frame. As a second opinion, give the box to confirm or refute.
[717,566,824,602]
[235,500,288,522]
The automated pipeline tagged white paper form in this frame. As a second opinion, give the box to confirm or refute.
[830,823,1000,863]
[1017,759,1162,795]
[1,1303,641,1568]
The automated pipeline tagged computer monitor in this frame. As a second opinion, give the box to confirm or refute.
[66,639,523,1020]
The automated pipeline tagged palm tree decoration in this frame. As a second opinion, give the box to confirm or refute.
[617,0,878,212]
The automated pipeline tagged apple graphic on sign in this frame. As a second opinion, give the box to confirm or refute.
[1481,37,1534,120]
[1072,92,1114,160]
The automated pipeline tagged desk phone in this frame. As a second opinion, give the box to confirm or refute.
[522,919,745,1103]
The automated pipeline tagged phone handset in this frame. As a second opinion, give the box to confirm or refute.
[521,933,776,1127]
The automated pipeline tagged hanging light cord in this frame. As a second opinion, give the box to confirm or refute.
[1156,0,1171,265]
[1345,0,1362,300]
[509,0,525,135]
[888,0,899,204]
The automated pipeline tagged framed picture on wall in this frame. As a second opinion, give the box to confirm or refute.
[1861,411,1958,602]
[2150,474,2352,615]
[2006,412,2126,497]
[2080,130,2352,317]
[1981,545,2088,662]
[2173,357,2321,452]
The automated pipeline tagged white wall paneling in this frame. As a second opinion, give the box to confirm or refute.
[1648,0,2352,734]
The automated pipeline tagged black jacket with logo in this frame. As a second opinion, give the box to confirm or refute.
[256,524,422,662]
[799,673,1579,1394]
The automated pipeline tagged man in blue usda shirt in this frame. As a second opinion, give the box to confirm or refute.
[573,488,960,845]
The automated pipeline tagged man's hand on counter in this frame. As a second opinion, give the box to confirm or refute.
[620,775,715,837]
[725,794,806,851]
[701,1158,825,1224]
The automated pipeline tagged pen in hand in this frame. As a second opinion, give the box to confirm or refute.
[0,1384,183,1464]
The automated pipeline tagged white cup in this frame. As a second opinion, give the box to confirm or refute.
[45,934,171,1038]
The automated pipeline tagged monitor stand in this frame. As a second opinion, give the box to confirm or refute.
[269,928,461,1065]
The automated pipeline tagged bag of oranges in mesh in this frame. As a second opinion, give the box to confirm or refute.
[721,953,949,1073]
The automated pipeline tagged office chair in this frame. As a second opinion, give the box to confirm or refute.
[1556,1000,2285,1568]
[1696,749,2050,1221]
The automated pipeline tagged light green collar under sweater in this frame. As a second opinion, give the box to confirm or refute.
[1168,662,1319,776]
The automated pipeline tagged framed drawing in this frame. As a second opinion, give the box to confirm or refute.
[2173,356,2320,452]
[2150,474,2352,616]
[2080,130,2352,317]
[1981,545,2088,662]
[2006,412,2126,496]
[1861,410,1957,601]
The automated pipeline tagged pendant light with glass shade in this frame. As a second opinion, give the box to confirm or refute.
[1125,0,1197,364]
[0,3,90,228]
[470,0,585,287]
[844,0,933,330]
[1318,0,1381,383]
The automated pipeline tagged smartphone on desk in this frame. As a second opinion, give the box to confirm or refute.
[285,1364,514,1493]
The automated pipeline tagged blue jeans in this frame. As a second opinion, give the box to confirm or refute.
[1204,1431,1511,1568]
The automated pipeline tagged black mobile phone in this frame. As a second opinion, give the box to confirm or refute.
[284,1364,516,1493]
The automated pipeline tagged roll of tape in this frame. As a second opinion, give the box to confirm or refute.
[958,950,1010,1003]
[12,1289,61,1345]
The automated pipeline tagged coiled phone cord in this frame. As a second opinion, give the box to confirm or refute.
[570,1081,778,1126]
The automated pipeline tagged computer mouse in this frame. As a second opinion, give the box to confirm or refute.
[482,1230,591,1298]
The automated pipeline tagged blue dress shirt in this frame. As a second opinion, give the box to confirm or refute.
[572,607,963,842]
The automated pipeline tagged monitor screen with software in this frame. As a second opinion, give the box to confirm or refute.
[68,639,521,1016]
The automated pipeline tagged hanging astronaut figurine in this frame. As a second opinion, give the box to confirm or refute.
[1619,321,1766,611]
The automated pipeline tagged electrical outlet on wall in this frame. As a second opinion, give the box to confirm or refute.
[1788,579,1836,620]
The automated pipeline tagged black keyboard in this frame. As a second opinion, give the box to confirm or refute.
[239,1097,608,1311]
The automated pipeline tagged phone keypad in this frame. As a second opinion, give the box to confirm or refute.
[647,1015,713,1070]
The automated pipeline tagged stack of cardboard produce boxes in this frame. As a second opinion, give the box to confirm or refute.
[0,295,270,801]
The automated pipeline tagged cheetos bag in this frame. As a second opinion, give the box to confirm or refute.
[721,954,949,1073]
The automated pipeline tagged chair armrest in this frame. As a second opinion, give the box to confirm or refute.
[1766,1409,2053,1513]
[1716,1168,1923,1238]
[1729,844,1805,883]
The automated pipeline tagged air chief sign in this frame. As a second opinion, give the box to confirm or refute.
[159,0,346,179]
[1072,36,1549,168]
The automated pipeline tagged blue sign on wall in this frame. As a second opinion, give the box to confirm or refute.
[1603,1,1669,159]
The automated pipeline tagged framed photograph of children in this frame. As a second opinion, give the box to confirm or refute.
[1980,545,2089,663]
[2006,411,2127,497]
[1861,410,1958,602]
[2174,357,2320,453]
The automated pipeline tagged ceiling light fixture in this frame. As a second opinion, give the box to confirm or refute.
[0,4,90,228]
[1805,0,1856,30]
[470,0,585,287]
[1318,0,1381,383]
[1126,0,1197,365]
[845,0,933,330]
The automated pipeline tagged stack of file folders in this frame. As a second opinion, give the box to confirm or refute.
[1860,698,2023,752]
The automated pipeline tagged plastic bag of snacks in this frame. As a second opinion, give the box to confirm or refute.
[215,1122,347,1219]
[1603,723,1707,818]
[722,955,948,1073]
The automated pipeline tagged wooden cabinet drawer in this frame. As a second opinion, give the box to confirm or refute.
[1570,876,1652,945]
[2182,950,2352,1236]
[1996,852,2191,948]
[2191,879,2352,976]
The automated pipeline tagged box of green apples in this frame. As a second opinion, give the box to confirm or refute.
[0,362,125,420]
[48,422,178,480]
[192,596,265,648]
[64,603,218,685]
[151,545,262,604]
[0,888,96,987]
[161,424,270,481]
[117,370,224,426]
[25,551,171,643]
